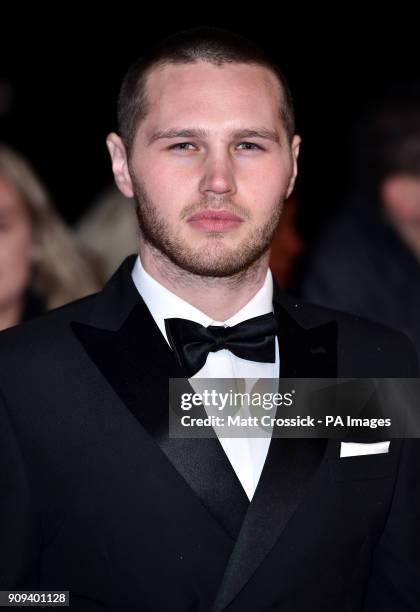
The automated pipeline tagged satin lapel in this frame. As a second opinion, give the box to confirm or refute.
[71,262,249,541]
[211,290,338,611]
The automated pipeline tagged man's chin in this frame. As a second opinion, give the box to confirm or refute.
[166,249,264,278]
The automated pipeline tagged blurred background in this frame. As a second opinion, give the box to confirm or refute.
[2,11,420,356]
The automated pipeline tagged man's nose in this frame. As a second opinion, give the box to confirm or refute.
[198,150,237,196]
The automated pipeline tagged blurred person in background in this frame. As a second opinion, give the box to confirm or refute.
[0,143,101,331]
[296,103,420,358]
[76,184,139,282]
[269,195,303,287]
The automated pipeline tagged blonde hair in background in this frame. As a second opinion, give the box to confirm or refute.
[0,144,102,309]
[76,185,139,281]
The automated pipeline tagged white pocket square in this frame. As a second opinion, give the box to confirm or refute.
[340,441,390,458]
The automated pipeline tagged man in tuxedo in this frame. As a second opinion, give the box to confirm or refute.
[0,27,419,611]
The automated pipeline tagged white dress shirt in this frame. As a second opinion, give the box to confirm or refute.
[131,255,280,500]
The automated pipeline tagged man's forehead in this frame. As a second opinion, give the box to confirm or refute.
[140,61,284,136]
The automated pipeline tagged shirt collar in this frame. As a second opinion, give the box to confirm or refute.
[131,254,274,344]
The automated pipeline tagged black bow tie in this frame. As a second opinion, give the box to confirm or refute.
[164,312,278,377]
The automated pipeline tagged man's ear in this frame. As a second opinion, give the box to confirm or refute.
[285,134,301,199]
[106,132,134,198]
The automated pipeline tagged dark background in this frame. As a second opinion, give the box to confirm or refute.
[2,11,420,242]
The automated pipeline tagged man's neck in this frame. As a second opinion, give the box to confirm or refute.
[138,244,271,321]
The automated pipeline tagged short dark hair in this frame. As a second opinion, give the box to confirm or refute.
[117,27,295,156]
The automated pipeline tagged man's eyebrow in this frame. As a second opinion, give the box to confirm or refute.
[147,127,280,145]
[231,128,280,143]
[147,128,208,144]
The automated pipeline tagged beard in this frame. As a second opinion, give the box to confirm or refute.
[131,174,285,278]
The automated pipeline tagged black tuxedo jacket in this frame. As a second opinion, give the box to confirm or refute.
[0,254,419,611]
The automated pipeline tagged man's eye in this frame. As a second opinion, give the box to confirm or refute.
[237,142,262,150]
[169,142,196,151]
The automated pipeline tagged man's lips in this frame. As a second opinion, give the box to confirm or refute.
[187,209,243,232]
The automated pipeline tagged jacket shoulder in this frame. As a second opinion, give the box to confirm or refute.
[276,289,419,376]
